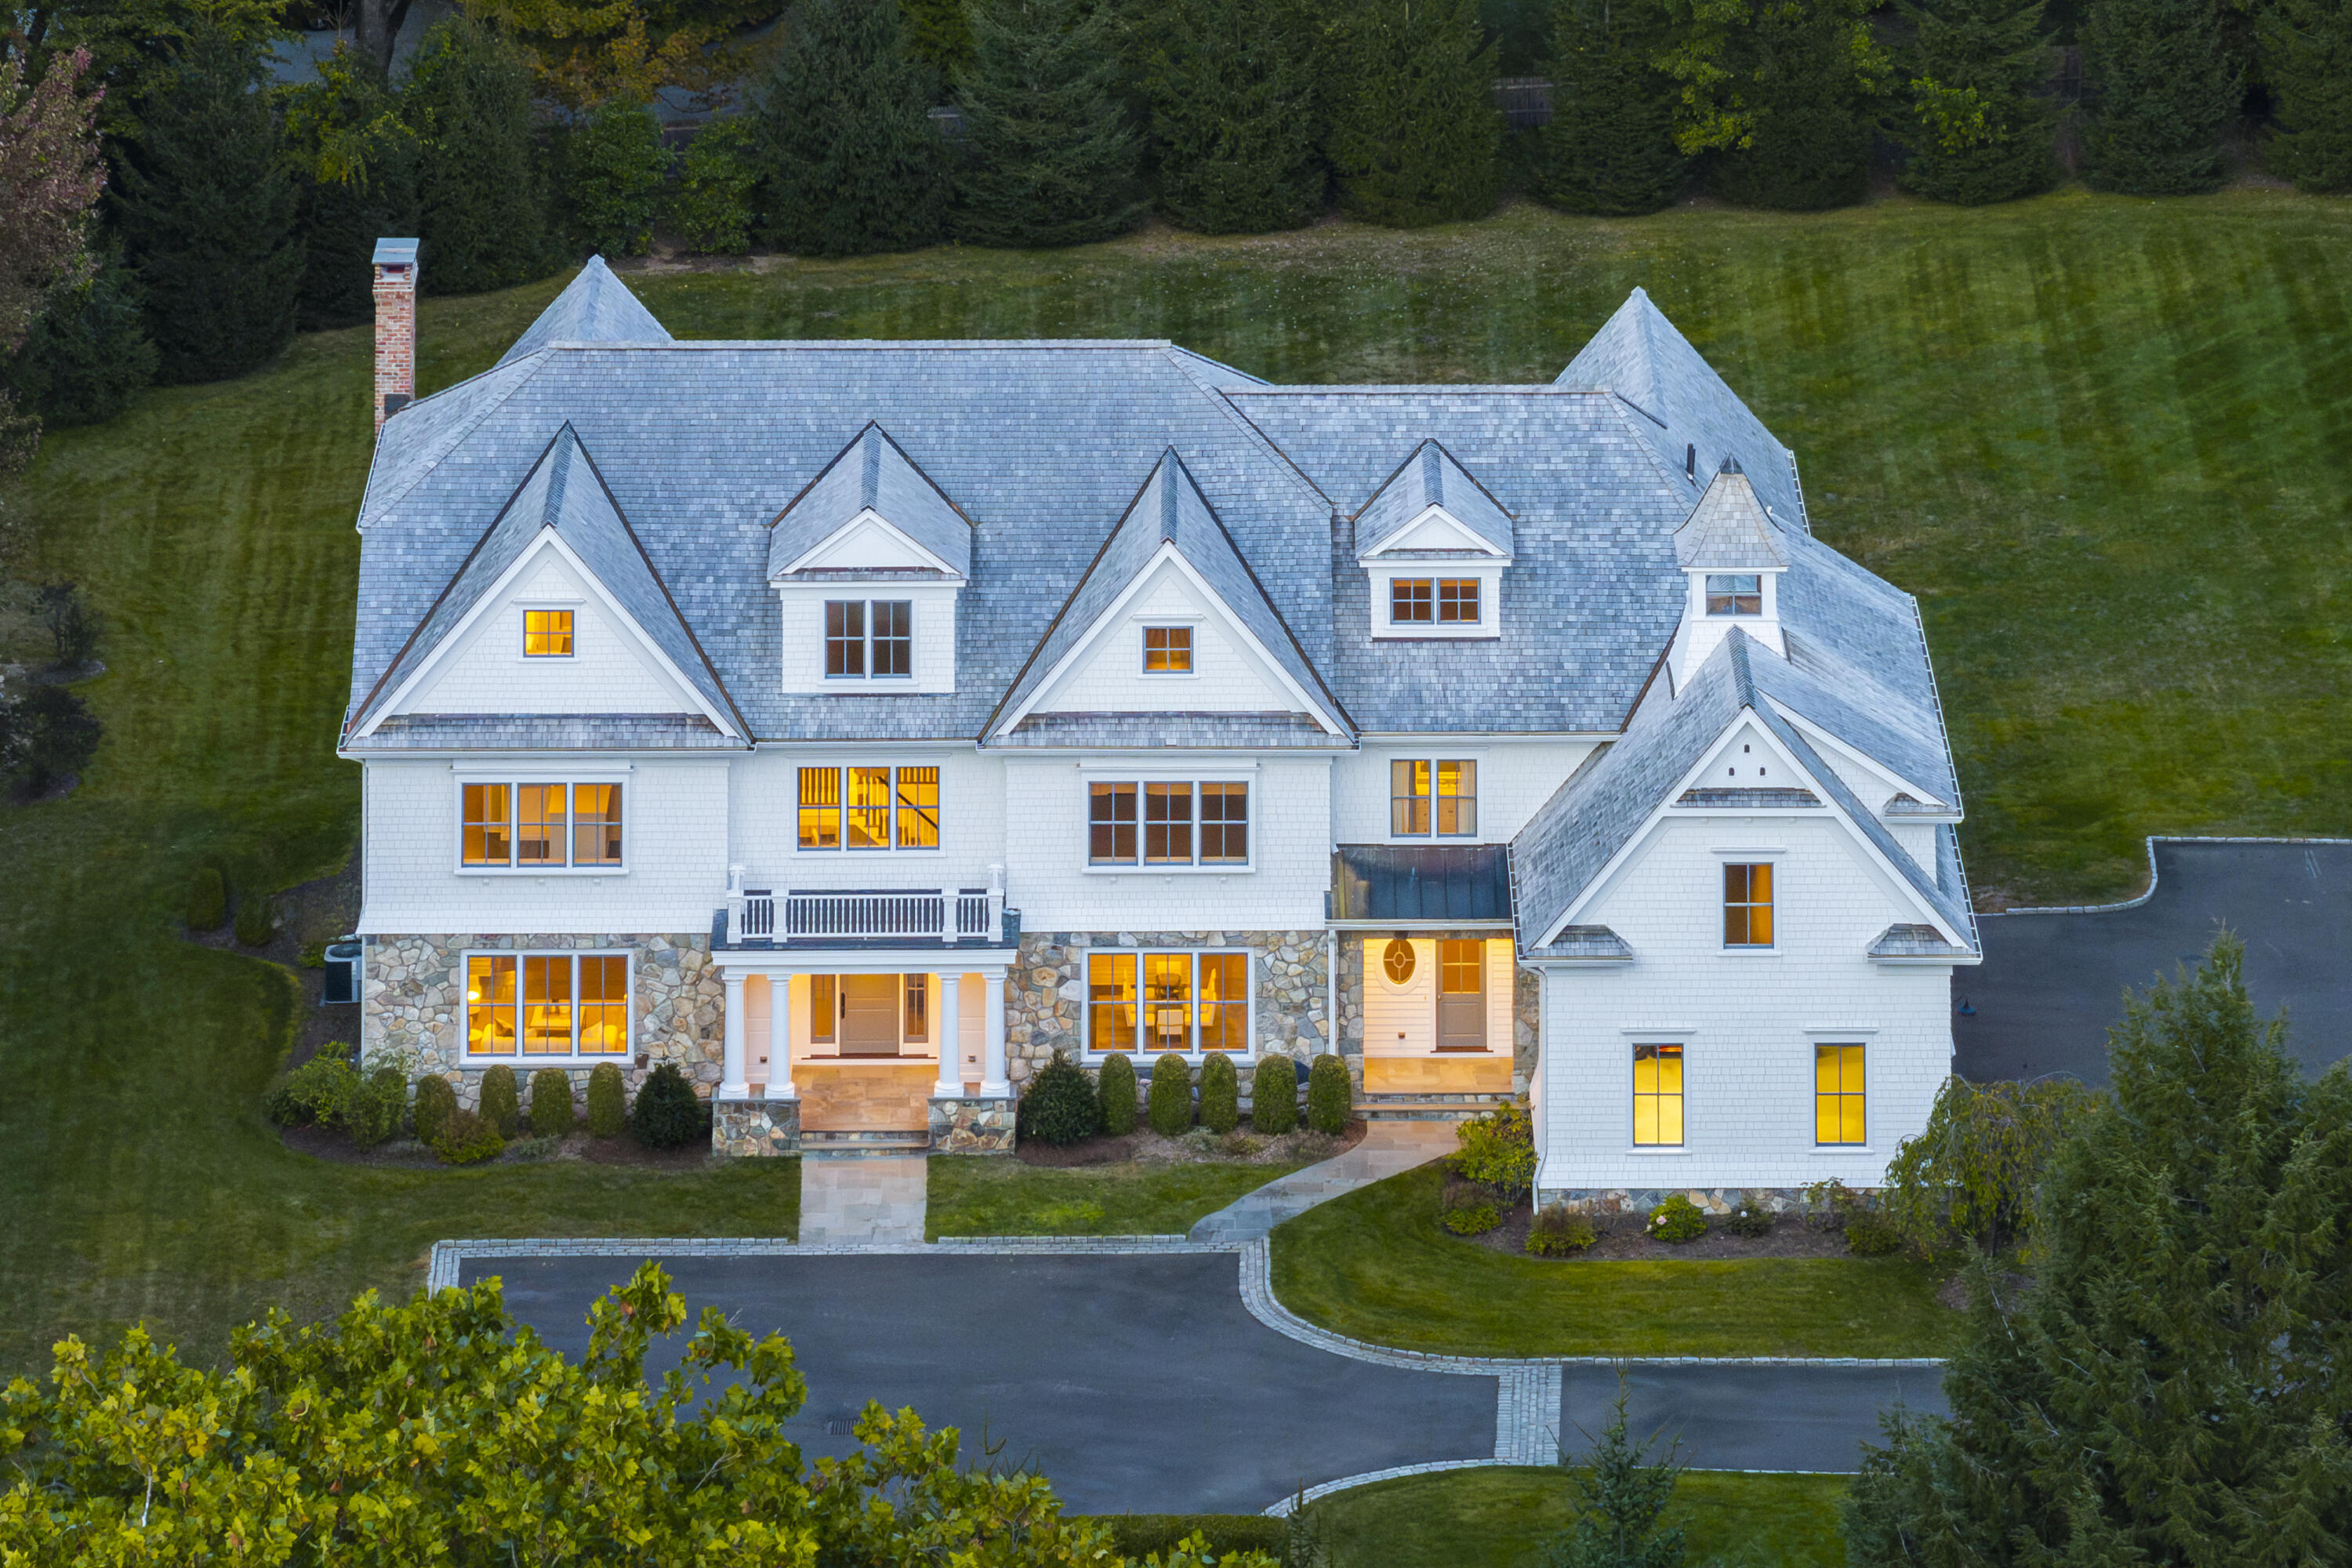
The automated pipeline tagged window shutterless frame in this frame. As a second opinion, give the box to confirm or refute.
[1085,949,1250,1056]
[521,608,574,658]
[1142,625,1194,673]
[797,764,942,851]
[1814,1043,1866,1145]
[823,598,915,680]
[1389,759,1478,837]
[1632,1043,1685,1146]
[464,949,631,1060]
[1705,574,1762,615]
[1087,779,1250,869]
[456,779,626,873]
[1722,862,1775,947]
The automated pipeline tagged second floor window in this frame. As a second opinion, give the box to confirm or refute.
[825,599,913,678]
[1089,780,1248,866]
[1143,626,1193,672]
[1705,574,1762,615]
[1723,862,1774,946]
[461,782,621,868]
[523,608,572,656]
[799,764,941,850]
[1391,759,1476,836]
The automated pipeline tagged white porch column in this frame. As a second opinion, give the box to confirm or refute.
[934,971,963,1097]
[981,968,1010,1098]
[720,970,749,1098]
[764,973,794,1100]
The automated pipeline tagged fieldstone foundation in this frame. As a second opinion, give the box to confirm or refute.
[715,1096,800,1156]
[1537,1187,1876,1216]
[929,1094,1016,1153]
[1334,931,1540,1092]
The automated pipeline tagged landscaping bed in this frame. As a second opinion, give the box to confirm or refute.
[928,1154,1318,1240]
[1462,1200,1860,1261]
[1015,1120,1363,1168]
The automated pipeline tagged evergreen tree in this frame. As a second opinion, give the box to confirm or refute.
[5,252,158,426]
[110,24,302,384]
[666,115,759,253]
[1897,0,2057,203]
[1544,1377,1686,1568]
[1844,934,2352,1565]
[1662,0,1887,210]
[900,0,977,77]
[564,98,671,256]
[1327,0,1502,227]
[404,16,557,295]
[2261,0,2352,192]
[955,0,1146,247]
[2079,0,2237,194]
[750,0,949,256]
[1533,0,1688,216]
[281,44,422,331]
[1141,0,1324,234]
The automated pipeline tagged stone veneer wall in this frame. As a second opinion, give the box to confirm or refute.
[930,1095,1016,1153]
[1334,931,1541,1093]
[1539,1186,1878,1216]
[1004,929,1330,1087]
[362,934,725,1109]
[714,1097,800,1156]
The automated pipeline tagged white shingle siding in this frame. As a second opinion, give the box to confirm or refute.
[1333,739,1599,844]
[775,583,959,695]
[727,747,1004,888]
[400,548,696,716]
[1033,564,1290,713]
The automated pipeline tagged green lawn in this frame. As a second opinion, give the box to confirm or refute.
[926,1156,1310,1239]
[1313,1467,1849,1568]
[6,186,2348,1373]
[1270,1165,1958,1358]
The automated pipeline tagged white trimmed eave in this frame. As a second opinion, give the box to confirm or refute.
[1358,503,1513,564]
[772,506,966,582]
[1773,703,1958,819]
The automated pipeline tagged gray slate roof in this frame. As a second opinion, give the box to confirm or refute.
[1354,440,1515,560]
[1675,463,1788,571]
[496,256,673,368]
[768,421,974,579]
[360,713,739,750]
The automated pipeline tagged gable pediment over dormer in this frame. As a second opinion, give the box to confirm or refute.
[769,423,971,583]
[1363,503,1511,560]
[1354,440,1514,562]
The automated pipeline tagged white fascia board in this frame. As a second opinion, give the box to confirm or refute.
[775,506,964,582]
[1360,504,1511,561]
[990,541,1346,739]
[1773,704,1954,815]
[354,528,739,740]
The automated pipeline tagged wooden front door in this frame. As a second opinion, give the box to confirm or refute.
[839,975,901,1055]
[1436,939,1486,1051]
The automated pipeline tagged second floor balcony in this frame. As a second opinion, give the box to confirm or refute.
[717,866,1013,949]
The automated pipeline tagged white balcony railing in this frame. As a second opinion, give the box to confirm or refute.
[724,866,1004,946]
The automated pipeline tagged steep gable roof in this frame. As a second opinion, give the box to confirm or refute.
[768,421,972,579]
[496,256,673,368]
[1354,439,1515,558]
[1675,460,1788,571]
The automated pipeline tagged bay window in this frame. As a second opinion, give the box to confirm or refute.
[466,952,629,1058]
[459,781,622,870]
[1089,779,1248,867]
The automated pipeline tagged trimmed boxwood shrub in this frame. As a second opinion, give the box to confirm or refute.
[1020,1050,1100,1145]
[1526,1202,1597,1257]
[529,1068,575,1138]
[586,1062,626,1137]
[431,1107,504,1164]
[1148,1052,1193,1136]
[1250,1054,1296,1135]
[479,1064,520,1140]
[1305,1053,1351,1134]
[1724,1200,1773,1238]
[186,867,227,931]
[631,1062,704,1149]
[350,1067,407,1145]
[1096,1051,1138,1135]
[1198,1052,1239,1134]
[413,1074,457,1148]
[234,891,275,947]
[1646,1192,1708,1243]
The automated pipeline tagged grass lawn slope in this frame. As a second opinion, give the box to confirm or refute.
[1271,1166,1958,1358]
[926,1156,1314,1239]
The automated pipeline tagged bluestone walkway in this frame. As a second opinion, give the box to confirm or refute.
[797,1155,927,1244]
[1189,1121,1460,1243]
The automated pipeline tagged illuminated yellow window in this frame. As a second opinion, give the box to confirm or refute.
[1816,1044,1866,1145]
[466,955,517,1054]
[571,783,622,866]
[1144,954,1192,1053]
[1392,760,1430,834]
[523,956,572,1054]
[799,768,840,850]
[1143,626,1192,672]
[1089,953,1137,1052]
[524,608,573,657]
[1724,862,1774,946]
[895,767,940,848]
[517,784,566,865]
[1197,953,1249,1052]
[1633,1044,1684,1145]
[462,783,512,866]
[578,955,628,1055]
[846,766,891,849]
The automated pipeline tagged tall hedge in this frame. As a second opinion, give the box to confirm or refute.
[586,1062,627,1137]
[2080,0,2236,194]
[1147,1052,1193,1136]
[1250,1054,1297,1134]
[1327,0,1501,227]
[111,24,303,383]
[479,1063,521,1139]
[2260,0,2352,192]
[1198,1052,1239,1134]
[1896,0,2057,204]
[405,17,556,294]
[1533,0,1687,216]
[1700,0,1886,210]
[750,0,946,256]
[955,0,1147,247]
[1097,1051,1138,1135]
[1141,0,1324,234]
[564,100,671,258]
[1306,1053,1351,1134]
[413,1074,458,1147]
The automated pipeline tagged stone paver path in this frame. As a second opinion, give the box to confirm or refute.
[798,1155,927,1244]
[1189,1121,1459,1243]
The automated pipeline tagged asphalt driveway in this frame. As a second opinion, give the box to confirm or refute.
[1562,1363,1944,1474]
[1957,840,2352,1085]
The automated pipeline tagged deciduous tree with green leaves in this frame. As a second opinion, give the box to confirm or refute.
[1532,0,1688,215]
[2260,0,2352,192]
[280,44,423,330]
[2079,0,2237,194]
[954,0,1145,247]
[1656,0,1890,210]
[1141,0,1324,234]
[0,43,103,480]
[1843,933,2352,1565]
[1896,0,2057,204]
[1326,0,1501,227]
[1880,1075,2099,1252]
[564,96,672,256]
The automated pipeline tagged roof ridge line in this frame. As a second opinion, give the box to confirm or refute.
[358,352,552,531]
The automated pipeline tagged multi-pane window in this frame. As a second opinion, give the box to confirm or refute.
[1632,1044,1684,1145]
[1705,574,1762,615]
[1143,626,1193,673]
[1438,579,1480,622]
[1815,1044,1866,1145]
[903,975,928,1044]
[466,952,627,1058]
[1723,862,1775,947]
[810,974,837,1043]
[1087,951,1250,1054]
[823,599,914,679]
[1089,780,1248,866]
[1390,579,1432,623]
[1390,760,1477,837]
[460,782,622,869]
[523,608,573,657]
[798,765,941,851]
[1389,579,1481,624]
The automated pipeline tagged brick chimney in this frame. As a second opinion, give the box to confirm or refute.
[372,238,419,434]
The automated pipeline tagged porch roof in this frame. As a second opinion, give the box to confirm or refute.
[1330,844,1513,925]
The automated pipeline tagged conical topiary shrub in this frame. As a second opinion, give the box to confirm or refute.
[478,1063,520,1139]
[1199,1052,1240,1134]
[187,867,227,931]
[1097,1051,1138,1135]
[528,1068,576,1138]
[1149,1052,1194,1136]
[1251,1054,1297,1134]
[234,892,275,947]
[1306,1053,1352,1134]
[413,1073,457,1148]
[586,1062,626,1137]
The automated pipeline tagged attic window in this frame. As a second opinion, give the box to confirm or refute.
[1390,579,1479,625]
[825,599,913,679]
[523,609,573,657]
[1143,626,1193,673]
[1704,574,1762,616]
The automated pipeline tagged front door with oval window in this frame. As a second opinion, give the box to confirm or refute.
[1436,939,1486,1051]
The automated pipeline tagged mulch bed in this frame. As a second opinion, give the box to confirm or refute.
[281,1122,717,1171]
[1017,1120,1367,1169]
[1457,1198,1869,1262]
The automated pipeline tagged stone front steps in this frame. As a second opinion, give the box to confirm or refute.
[800,1128,931,1158]
[1355,1091,1514,1122]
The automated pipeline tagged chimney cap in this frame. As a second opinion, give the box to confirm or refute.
[372,238,420,267]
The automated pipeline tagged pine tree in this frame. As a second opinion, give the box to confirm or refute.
[404,16,557,295]
[282,45,422,332]
[1142,0,1324,233]
[563,98,671,257]
[1896,0,2057,203]
[1533,0,1688,216]
[1844,934,2352,1566]
[1544,1376,1687,1568]
[111,24,303,384]
[5,252,158,426]
[1327,0,1502,227]
[2079,0,2237,194]
[2261,0,2352,192]
[750,0,949,256]
[1668,0,1888,211]
[900,0,977,78]
[954,0,1146,247]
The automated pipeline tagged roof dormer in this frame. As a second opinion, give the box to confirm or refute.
[1669,459,1787,686]
[1356,440,1513,641]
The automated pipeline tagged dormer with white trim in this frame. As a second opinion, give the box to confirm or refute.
[1355,440,1515,641]
[1669,459,1788,686]
[768,423,971,695]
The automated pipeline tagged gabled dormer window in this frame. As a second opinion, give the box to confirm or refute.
[825,599,913,679]
[1705,575,1762,616]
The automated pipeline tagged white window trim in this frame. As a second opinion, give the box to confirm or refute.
[1716,850,1780,954]
[1812,1038,1870,1150]
[1367,562,1503,641]
[452,775,631,877]
[1384,753,1486,843]
[1628,1039,1688,1150]
[822,597,917,683]
[1138,618,1203,678]
[1083,775,1256,874]
[458,947,634,1065]
[1374,935,1420,993]
[517,601,582,662]
[790,763,946,855]
[1080,946,1255,1061]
